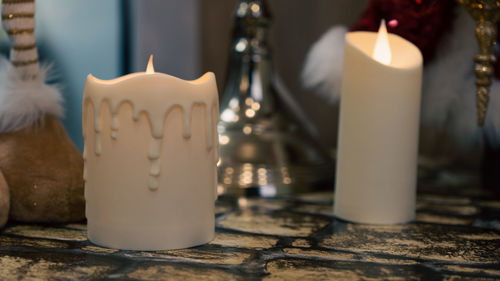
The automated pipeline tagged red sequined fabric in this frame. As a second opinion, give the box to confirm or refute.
[350,0,456,63]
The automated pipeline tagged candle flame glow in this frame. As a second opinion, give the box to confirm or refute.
[146,55,155,74]
[372,20,391,65]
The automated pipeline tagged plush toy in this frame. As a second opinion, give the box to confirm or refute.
[0,0,84,228]
[302,0,500,149]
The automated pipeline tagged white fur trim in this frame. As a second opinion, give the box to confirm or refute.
[301,25,347,104]
[484,79,500,147]
[301,8,500,148]
[421,8,477,132]
[423,8,500,148]
[0,56,63,133]
[447,74,483,148]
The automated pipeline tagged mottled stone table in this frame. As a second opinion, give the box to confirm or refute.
[1,167,500,280]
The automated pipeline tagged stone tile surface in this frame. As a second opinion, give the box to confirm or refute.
[319,222,500,263]
[133,247,253,265]
[4,225,87,241]
[127,263,240,281]
[0,252,118,281]
[264,259,431,281]
[210,232,278,249]
[1,168,499,280]
[216,211,330,237]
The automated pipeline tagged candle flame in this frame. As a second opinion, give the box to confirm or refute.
[372,20,391,65]
[146,55,155,74]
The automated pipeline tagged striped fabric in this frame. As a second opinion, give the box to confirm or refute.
[1,0,39,78]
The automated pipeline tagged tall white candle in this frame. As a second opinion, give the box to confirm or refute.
[334,22,423,224]
[83,56,219,250]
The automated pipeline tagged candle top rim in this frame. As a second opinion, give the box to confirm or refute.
[86,71,215,86]
[346,31,422,70]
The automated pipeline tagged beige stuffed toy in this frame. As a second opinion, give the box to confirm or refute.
[0,0,84,228]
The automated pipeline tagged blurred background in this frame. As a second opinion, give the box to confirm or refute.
[0,0,369,152]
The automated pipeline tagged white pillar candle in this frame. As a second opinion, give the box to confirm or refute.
[82,56,219,250]
[334,22,423,224]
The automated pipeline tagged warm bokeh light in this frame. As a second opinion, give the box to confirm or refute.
[219,135,230,145]
[245,109,256,118]
[372,20,391,65]
[242,125,252,135]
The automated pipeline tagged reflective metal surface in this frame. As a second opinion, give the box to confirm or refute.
[458,0,500,126]
[217,0,334,197]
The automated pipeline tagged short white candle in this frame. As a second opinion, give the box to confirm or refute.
[83,56,219,250]
[334,22,423,224]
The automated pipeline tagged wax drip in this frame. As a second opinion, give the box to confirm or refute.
[82,102,89,183]
[183,105,192,139]
[148,137,162,159]
[214,166,218,201]
[83,165,88,182]
[149,176,159,191]
[83,147,88,182]
[86,101,218,190]
[95,133,102,155]
[205,107,213,150]
[150,158,161,176]
[211,103,219,201]
[111,114,119,139]
[94,102,102,133]
[148,137,163,191]
[94,101,103,156]
[84,72,219,192]
[212,104,219,163]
